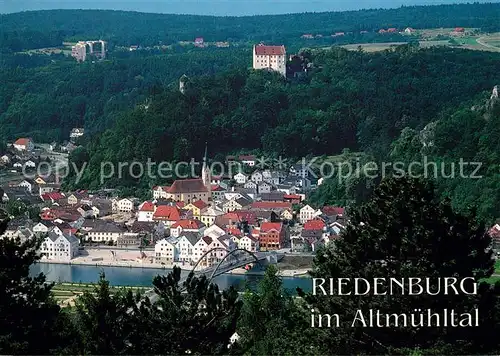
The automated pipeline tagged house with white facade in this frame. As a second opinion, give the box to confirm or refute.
[250,171,263,183]
[299,205,316,224]
[85,221,126,243]
[233,173,248,185]
[192,236,212,266]
[257,181,272,194]
[252,44,286,77]
[176,232,199,264]
[137,201,155,222]
[40,231,79,262]
[13,138,34,151]
[233,234,259,252]
[18,179,36,193]
[117,198,134,212]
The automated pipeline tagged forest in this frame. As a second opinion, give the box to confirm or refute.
[1,3,500,51]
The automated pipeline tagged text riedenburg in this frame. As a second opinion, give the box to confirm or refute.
[310,277,479,328]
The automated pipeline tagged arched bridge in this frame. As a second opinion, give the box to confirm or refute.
[143,248,275,304]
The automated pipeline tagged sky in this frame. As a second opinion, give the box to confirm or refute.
[1,0,498,16]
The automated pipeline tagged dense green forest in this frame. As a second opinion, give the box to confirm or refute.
[0,47,250,142]
[1,3,500,51]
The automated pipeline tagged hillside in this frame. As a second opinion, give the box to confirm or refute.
[60,47,500,197]
[1,3,500,51]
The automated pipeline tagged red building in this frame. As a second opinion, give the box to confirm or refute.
[259,222,286,251]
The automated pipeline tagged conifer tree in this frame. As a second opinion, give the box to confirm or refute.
[301,177,499,354]
[0,209,64,354]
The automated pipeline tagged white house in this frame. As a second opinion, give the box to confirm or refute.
[204,224,227,239]
[85,222,125,243]
[33,222,52,235]
[299,205,316,224]
[117,198,134,212]
[257,181,272,194]
[176,233,199,264]
[18,179,35,193]
[137,201,155,222]
[192,236,212,266]
[240,155,257,166]
[234,235,259,252]
[233,172,248,185]
[40,231,79,262]
[244,181,257,190]
[24,160,36,169]
[152,186,169,199]
[154,238,176,263]
[250,171,263,183]
[252,44,286,77]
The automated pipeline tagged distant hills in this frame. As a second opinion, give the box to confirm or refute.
[1,3,500,50]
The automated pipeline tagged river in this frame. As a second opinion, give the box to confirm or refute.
[30,263,313,293]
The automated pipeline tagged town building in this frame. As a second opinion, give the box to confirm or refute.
[259,222,287,251]
[40,231,79,261]
[252,44,286,77]
[71,40,107,62]
[137,201,156,222]
[155,238,176,263]
[13,138,34,151]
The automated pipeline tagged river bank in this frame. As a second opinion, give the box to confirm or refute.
[40,248,312,277]
[38,260,310,277]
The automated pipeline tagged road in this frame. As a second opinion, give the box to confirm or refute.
[476,37,500,52]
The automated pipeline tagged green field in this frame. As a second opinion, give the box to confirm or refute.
[52,283,148,307]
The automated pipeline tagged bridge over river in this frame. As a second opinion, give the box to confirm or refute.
[143,248,281,304]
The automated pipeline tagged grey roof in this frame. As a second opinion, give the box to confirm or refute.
[260,192,284,201]
[301,230,322,239]
[86,220,126,233]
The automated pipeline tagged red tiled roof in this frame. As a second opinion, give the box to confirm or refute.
[455,27,465,32]
[139,201,155,212]
[211,184,225,191]
[171,219,205,229]
[239,155,256,161]
[192,199,208,210]
[167,179,207,193]
[252,228,260,236]
[251,201,292,210]
[260,222,283,233]
[387,28,397,32]
[255,45,285,56]
[176,201,185,209]
[227,227,242,236]
[304,219,326,230]
[41,192,65,201]
[14,138,30,146]
[283,194,301,200]
[153,206,181,220]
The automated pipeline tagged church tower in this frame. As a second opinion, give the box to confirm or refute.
[202,142,212,200]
